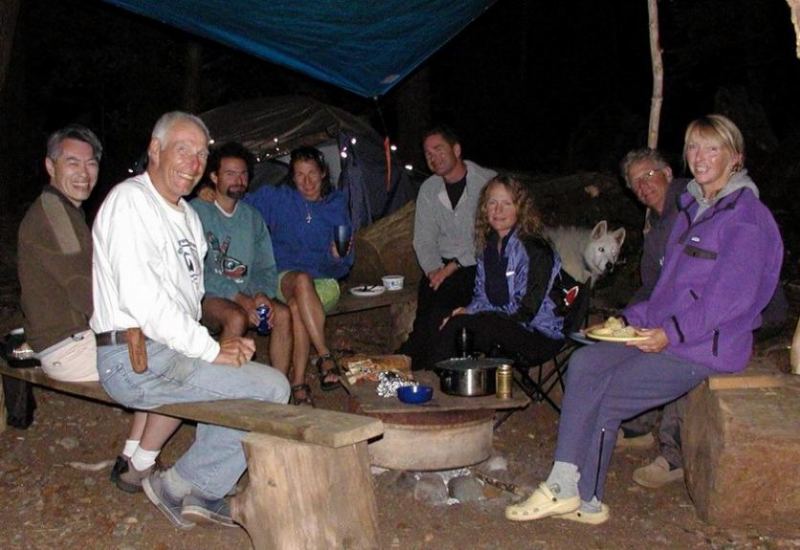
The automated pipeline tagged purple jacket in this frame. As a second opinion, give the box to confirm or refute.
[466,230,564,340]
[623,183,782,373]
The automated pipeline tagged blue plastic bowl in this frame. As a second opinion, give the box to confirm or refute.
[397,384,433,404]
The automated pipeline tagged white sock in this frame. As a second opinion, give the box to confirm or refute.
[545,461,580,499]
[130,448,160,472]
[122,439,140,459]
[579,496,603,513]
[164,467,193,499]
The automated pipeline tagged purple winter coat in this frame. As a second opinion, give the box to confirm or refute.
[623,184,782,373]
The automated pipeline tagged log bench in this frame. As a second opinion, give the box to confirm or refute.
[0,357,385,549]
[682,371,800,530]
[329,285,417,350]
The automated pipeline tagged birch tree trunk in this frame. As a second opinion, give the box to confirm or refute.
[788,0,800,58]
[647,0,664,149]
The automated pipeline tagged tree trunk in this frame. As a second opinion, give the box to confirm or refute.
[0,0,20,97]
[788,0,800,58]
[182,41,202,113]
[647,0,664,149]
[393,65,431,172]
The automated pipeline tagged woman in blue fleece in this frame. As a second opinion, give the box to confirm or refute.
[434,175,566,365]
[245,147,353,394]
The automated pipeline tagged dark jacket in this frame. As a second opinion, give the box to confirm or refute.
[18,187,93,351]
[467,230,564,340]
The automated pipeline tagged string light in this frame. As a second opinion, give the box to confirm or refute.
[350,137,357,145]
[390,144,397,152]
[404,164,413,171]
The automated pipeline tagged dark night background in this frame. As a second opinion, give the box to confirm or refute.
[1,0,799,271]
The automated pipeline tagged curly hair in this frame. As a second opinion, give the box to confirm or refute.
[474,175,542,252]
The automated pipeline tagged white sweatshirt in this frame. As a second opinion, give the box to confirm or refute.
[90,172,220,362]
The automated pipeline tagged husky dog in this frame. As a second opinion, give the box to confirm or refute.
[543,221,626,287]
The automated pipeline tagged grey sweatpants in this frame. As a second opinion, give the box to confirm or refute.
[554,342,714,501]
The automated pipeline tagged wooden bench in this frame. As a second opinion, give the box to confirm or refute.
[0,357,384,549]
[329,285,417,350]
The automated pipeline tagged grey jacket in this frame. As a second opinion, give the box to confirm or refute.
[412,160,496,274]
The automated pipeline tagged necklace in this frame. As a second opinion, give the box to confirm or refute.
[304,201,312,224]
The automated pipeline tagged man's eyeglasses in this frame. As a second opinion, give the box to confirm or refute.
[632,169,660,187]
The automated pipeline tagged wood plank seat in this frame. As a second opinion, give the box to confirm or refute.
[0,357,384,549]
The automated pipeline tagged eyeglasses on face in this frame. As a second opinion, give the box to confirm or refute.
[632,169,661,187]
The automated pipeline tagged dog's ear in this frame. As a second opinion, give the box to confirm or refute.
[611,227,626,247]
[591,220,608,240]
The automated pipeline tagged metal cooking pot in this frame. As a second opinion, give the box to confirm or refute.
[434,357,510,397]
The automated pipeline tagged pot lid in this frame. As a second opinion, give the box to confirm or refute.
[434,357,512,372]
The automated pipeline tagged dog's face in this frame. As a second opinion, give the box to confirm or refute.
[584,221,626,277]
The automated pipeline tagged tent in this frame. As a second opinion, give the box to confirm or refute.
[200,96,415,230]
[101,0,497,97]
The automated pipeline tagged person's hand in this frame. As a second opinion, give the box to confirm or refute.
[428,262,458,291]
[627,328,668,353]
[196,185,216,203]
[233,293,259,326]
[439,307,467,329]
[213,336,256,366]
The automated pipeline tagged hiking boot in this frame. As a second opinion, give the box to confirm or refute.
[112,456,154,493]
[181,493,237,527]
[615,429,655,450]
[632,456,684,488]
[142,471,195,530]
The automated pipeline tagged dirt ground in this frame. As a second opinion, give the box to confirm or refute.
[1,208,799,549]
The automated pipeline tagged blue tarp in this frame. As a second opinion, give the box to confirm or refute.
[102,0,497,97]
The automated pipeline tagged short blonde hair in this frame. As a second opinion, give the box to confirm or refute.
[683,114,745,169]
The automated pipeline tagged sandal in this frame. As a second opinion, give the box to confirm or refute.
[504,483,580,522]
[315,354,341,392]
[290,383,315,407]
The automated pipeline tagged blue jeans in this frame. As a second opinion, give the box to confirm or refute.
[97,341,290,499]
[554,342,714,501]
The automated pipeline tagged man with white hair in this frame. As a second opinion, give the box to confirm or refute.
[91,111,289,530]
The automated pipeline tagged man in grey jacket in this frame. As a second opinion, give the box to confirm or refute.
[398,126,496,369]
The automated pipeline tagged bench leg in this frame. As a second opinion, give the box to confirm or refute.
[232,433,379,550]
[388,298,416,351]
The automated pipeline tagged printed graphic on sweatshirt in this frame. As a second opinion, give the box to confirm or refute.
[176,238,202,286]
[206,232,248,283]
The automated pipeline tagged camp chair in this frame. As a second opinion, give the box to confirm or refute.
[511,275,591,414]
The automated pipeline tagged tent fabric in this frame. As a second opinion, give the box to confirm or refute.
[200,96,415,231]
[102,0,497,97]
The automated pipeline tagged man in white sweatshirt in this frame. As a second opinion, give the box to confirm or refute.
[90,111,289,530]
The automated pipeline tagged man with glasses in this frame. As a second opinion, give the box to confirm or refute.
[616,148,689,488]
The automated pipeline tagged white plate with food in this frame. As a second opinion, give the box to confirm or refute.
[585,317,649,343]
[349,285,386,297]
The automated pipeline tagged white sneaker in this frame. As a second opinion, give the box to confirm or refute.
[632,456,684,488]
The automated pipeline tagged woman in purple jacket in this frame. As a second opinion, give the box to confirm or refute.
[434,175,565,366]
[505,115,783,525]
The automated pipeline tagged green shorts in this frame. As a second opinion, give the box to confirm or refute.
[277,271,341,313]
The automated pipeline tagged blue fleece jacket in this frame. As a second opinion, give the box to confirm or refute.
[244,184,353,279]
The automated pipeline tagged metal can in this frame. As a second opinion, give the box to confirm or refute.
[256,304,271,335]
[496,364,512,399]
